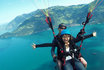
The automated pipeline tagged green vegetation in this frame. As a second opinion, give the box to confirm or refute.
[0,1,104,38]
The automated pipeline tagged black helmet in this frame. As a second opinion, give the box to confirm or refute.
[58,23,67,29]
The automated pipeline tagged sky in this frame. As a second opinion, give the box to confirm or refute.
[0,0,94,25]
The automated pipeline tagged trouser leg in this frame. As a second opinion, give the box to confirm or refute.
[64,61,73,70]
[74,59,86,70]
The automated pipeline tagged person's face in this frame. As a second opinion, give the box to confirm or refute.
[58,27,66,33]
[62,34,70,43]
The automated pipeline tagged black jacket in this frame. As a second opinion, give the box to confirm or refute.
[36,34,93,61]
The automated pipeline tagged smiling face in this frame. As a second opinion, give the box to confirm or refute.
[62,34,70,43]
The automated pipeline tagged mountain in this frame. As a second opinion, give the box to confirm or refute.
[0,1,104,38]
[6,13,34,30]
[0,23,9,35]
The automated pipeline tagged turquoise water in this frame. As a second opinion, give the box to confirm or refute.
[0,24,104,70]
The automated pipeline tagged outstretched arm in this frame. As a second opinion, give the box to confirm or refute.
[32,43,54,49]
[74,32,96,43]
[83,32,96,39]
[32,38,58,49]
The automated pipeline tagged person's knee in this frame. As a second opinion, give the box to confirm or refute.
[57,60,62,70]
[57,60,62,66]
[84,62,87,68]
[79,57,87,68]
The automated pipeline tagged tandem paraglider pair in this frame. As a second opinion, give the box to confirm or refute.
[32,23,96,70]
[31,9,96,70]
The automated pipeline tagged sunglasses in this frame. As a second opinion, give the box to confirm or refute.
[60,27,66,29]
